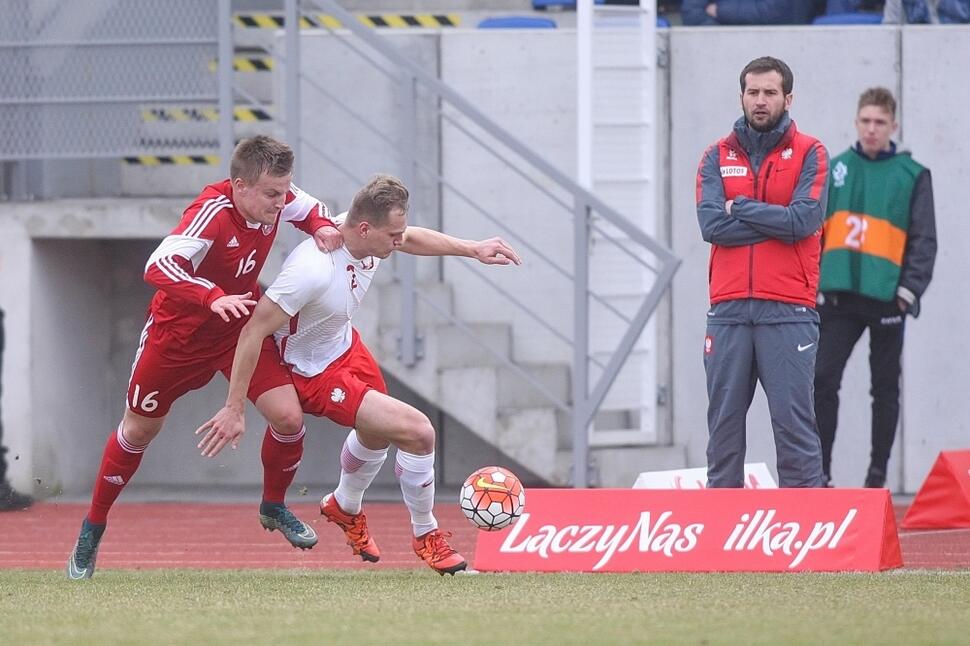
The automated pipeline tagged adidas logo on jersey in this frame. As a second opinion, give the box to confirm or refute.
[103,475,125,486]
[227,236,240,248]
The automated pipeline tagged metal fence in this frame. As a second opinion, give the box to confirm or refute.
[0,0,228,161]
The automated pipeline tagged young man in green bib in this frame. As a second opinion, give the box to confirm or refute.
[814,87,937,488]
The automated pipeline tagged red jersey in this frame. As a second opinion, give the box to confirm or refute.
[143,179,333,357]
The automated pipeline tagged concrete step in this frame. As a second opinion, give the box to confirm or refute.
[373,281,454,328]
[438,365,562,483]
[438,366,497,442]
[495,406,561,482]
[434,322,512,369]
[119,163,225,198]
[496,362,570,411]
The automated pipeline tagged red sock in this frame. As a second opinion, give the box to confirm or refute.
[87,425,146,524]
[261,425,305,504]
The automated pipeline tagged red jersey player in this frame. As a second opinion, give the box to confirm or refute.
[67,136,341,579]
[197,175,521,574]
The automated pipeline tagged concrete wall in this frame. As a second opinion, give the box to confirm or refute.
[439,30,577,362]
[290,31,442,284]
[897,26,970,491]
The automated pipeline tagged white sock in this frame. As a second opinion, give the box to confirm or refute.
[395,450,437,537]
[333,430,387,515]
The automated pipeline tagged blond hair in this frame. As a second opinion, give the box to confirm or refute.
[347,175,410,226]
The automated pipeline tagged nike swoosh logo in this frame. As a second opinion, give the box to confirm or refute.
[797,343,815,352]
[66,555,88,580]
[420,478,435,488]
[475,476,509,492]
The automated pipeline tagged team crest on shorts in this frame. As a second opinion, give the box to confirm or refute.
[330,387,346,403]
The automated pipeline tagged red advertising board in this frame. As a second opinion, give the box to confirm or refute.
[474,489,901,572]
[903,450,970,529]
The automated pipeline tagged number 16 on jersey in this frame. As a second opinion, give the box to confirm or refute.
[130,384,159,413]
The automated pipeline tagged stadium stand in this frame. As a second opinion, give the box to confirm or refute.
[813,11,883,23]
[478,16,558,28]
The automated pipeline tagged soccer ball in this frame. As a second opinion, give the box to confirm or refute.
[459,466,526,531]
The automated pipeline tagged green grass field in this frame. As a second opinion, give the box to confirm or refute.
[3,570,969,644]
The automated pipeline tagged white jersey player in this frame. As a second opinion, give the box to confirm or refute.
[197,174,521,574]
[266,214,380,383]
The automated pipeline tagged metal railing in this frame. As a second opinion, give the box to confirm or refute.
[292,0,681,486]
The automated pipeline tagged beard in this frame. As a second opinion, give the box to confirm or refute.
[744,106,784,133]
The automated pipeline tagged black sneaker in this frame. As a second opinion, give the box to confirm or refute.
[864,467,887,489]
[66,519,106,580]
[0,480,33,511]
[259,502,318,550]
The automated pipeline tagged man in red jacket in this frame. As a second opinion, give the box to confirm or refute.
[695,56,828,488]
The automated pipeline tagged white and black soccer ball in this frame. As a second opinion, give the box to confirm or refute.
[459,466,526,531]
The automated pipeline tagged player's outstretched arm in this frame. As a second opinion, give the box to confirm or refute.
[195,296,291,457]
[400,227,521,265]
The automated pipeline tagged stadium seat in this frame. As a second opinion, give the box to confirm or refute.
[812,12,883,24]
[478,16,558,29]
[533,0,604,8]
[533,0,648,8]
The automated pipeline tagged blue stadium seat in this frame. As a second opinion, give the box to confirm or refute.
[813,12,882,24]
[478,16,558,29]
[533,0,608,9]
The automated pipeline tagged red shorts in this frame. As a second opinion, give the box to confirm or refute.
[126,319,292,418]
[291,329,387,428]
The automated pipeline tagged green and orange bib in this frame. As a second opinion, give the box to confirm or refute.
[820,149,924,302]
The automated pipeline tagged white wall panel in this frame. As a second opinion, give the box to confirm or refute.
[898,26,970,492]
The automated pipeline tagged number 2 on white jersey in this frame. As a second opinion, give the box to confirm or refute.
[130,384,159,413]
[235,249,257,278]
[844,214,868,249]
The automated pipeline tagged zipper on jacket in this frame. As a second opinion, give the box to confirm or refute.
[760,162,773,200]
[747,161,775,297]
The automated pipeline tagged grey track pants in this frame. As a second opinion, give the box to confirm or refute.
[704,299,823,488]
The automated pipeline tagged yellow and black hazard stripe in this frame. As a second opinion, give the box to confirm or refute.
[123,155,220,166]
[233,13,335,29]
[141,107,273,122]
[357,14,460,28]
[208,56,273,72]
[233,12,460,29]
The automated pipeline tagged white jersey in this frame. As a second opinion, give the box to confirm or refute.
[264,215,380,377]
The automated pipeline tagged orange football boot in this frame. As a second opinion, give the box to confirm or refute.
[319,493,380,562]
[413,529,467,575]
